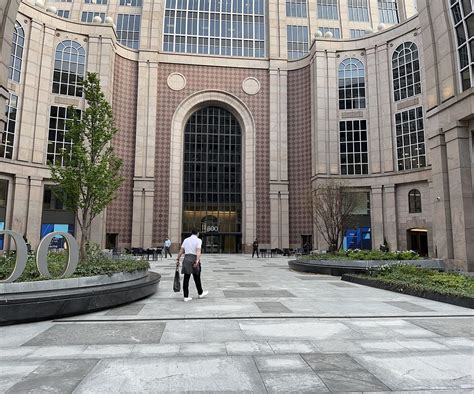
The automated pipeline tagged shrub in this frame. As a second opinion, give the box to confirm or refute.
[302,249,420,261]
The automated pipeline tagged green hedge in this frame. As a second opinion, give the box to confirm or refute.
[364,264,474,298]
[302,249,420,261]
[0,251,150,283]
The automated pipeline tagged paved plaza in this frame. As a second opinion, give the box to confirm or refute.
[1,254,473,393]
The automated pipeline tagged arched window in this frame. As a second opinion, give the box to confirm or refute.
[392,42,422,101]
[338,58,366,110]
[8,22,25,83]
[408,189,422,213]
[52,40,86,97]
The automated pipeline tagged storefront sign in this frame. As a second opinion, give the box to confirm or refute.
[0,230,79,283]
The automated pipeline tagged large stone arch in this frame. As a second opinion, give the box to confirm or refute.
[168,90,256,251]
[0,0,21,130]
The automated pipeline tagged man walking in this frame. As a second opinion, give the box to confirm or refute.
[252,239,259,258]
[163,237,172,258]
[176,229,208,302]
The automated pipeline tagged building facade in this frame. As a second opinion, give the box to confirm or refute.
[0,0,472,270]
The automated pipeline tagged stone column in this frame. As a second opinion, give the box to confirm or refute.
[11,175,29,236]
[371,186,383,249]
[269,62,289,249]
[26,177,43,249]
[383,184,398,251]
[131,180,155,248]
[444,123,474,271]
[366,47,381,174]
[429,131,454,261]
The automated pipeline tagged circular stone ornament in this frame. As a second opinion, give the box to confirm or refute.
[167,72,186,91]
[242,77,260,95]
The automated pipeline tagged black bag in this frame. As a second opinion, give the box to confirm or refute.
[173,269,181,292]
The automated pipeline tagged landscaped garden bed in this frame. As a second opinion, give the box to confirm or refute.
[342,264,474,309]
[301,249,421,261]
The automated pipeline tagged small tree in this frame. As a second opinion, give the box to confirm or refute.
[311,180,355,252]
[50,72,123,261]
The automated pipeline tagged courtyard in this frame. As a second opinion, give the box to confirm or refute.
[1,254,473,393]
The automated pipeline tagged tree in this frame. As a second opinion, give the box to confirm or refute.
[310,180,356,252]
[49,72,123,261]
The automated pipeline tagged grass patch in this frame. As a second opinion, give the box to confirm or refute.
[355,264,474,298]
[0,251,150,283]
[301,249,421,261]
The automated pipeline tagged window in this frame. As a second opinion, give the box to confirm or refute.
[84,0,107,3]
[378,0,398,23]
[449,0,474,91]
[47,106,80,166]
[340,120,369,175]
[395,106,426,171]
[350,29,366,38]
[392,42,421,101]
[120,0,142,5]
[52,40,86,97]
[339,58,366,110]
[81,12,106,23]
[348,0,369,22]
[1,93,18,159]
[319,26,341,38]
[163,0,265,58]
[317,0,339,19]
[287,25,309,59]
[8,22,24,83]
[286,0,307,17]
[57,10,71,19]
[117,14,141,49]
[408,189,422,213]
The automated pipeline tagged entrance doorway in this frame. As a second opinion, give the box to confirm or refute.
[181,106,242,253]
[407,229,428,256]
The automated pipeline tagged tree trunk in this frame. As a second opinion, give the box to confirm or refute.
[79,209,90,262]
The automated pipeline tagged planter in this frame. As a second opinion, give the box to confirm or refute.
[342,274,473,309]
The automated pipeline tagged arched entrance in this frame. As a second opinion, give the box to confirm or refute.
[182,106,242,253]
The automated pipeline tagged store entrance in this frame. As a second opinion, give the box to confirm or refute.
[407,229,428,256]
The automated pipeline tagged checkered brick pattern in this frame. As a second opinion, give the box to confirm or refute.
[288,67,313,244]
[106,55,138,245]
[153,64,270,244]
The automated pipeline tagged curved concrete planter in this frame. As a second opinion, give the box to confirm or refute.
[0,270,160,325]
[342,274,473,309]
[288,258,445,276]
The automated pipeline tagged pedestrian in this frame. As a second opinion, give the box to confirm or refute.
[163,237,172,258]
[176,229,208,302]
[252,239,259,258]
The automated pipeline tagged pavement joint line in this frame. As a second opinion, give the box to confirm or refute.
[53,314,474,323]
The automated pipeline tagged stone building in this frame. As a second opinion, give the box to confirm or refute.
[0,0,472,270]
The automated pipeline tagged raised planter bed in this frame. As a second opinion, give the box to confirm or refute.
[0,270,160,325]
[288,258,445,276]
[342,274,473,309]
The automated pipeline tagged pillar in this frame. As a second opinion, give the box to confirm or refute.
[383,184,398,251]
[371,186,384,249]
[26,177,43,249]
[11,175,28,236]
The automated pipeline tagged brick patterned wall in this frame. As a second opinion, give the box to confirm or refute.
[106,55,138,245]
[288,66,313,245]
[153,64,270,245]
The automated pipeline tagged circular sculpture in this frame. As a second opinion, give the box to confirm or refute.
[324,31,333,39]
[167,72,187,91]
[35,0,45,8]
[93,15,103,23]
[242,77,260,95]
[377,23,386,31]
[46,5,57,13]
[315,30,323,38]
[105,16,114,24]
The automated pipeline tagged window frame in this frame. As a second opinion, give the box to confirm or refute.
[408,189,422,213]
[338,57,366,110]
[392,41,422,102]
[8,21,25,84]
[52,40,86,97]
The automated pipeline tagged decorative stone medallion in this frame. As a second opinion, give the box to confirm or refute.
[167,72,186,91]
[242,77,261,95]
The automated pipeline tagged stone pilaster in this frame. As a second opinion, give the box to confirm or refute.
[371,186,384,249]
[131,180,155,248]
[383,184,398,251]
[444,123,474,270]
[26,177,43,249]
[366,47,381,174]
[11,175,29,236]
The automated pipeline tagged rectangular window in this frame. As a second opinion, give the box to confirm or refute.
[286,0,307,18]
[350,29,366,38]
[287,25,309,60]
[57,10,71,19]
[317,0,339,20]
[1,93,18,160]
[117,14,141,49]
[378,0,399,24]
[319,26,341,38]
[340,120,369,175]
[81,12,106,23]
[395,107,426,171]
[47,106,80,166]
[119,0,143,5]
[348,0,369,22]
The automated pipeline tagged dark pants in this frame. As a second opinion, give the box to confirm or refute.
[183,272,203,298]
[164,247,172,258]
[252,248,259,258]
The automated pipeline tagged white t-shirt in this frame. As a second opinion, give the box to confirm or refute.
[181,234,202,255]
